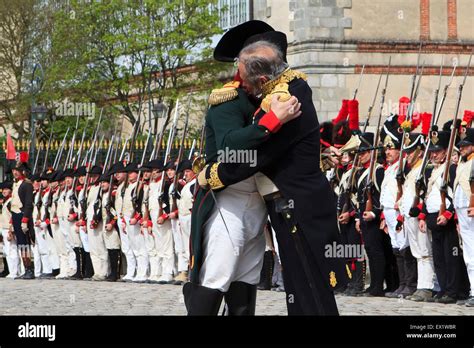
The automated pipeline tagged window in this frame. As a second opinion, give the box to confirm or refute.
[218,0,251,30]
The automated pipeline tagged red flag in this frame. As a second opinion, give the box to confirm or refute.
[6,133,16,160]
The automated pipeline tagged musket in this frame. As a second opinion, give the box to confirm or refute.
[469,156,474,217]
[439,52,472,217]
[42,123,55,173]
[170,97,192,213]
[395,58,426,205]
[338,73,384,217]
[352,64,365,100]
[68,123,88,218]
[91,134,115,227]
[188,139,196,160]
[78,109,103,224]
[105,131,131,225]
[412,57,447,211]
[130,127,152,218]
[158,99,180,219]
[150,110,168,161]
[52,128,70,170]
[119,117,141,219]
[33,148,41,175]
[365,56,391,214]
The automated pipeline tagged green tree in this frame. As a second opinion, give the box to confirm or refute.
[43,0,225,137]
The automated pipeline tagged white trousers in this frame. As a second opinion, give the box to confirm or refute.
[79,225,89,252]
[58,218,78,275]
[177,214,191,272]
[118,218,136,280]
[457,208,474,296]
[51,222,70,277]
[104,226,121,250]
[67,218,83,248]
[86,221,109,278]
[146,211,175,281]
[1,228,21,278]
[405,216,435,290]
[199,185,267,292]
[34,226,53,275]
[124,215,149,281]
[384,208,409,250]
[171,218,181,274]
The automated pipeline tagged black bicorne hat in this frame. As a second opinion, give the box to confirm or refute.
[358,132,374,152]
[457,127,474,147]
[213,20,275,62]
[177,159,193,173]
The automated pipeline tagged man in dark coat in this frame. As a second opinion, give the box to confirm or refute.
[10,161,35,279]
[197,39,348,315]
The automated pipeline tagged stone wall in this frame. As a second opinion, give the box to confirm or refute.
[252,0,473,128]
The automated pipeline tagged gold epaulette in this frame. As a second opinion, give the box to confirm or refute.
[208,81,240,106]
[260,68,307,112]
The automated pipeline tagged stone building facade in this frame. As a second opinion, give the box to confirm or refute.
[250,0,473,126]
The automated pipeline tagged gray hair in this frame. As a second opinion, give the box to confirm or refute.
[238,40,289,90]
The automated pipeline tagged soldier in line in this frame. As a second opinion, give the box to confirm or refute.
[10,160,35,279]
[401,128,436,302]
[49,170,72,279]
[0,181,22,279]
[173,159,196,285]
[453,125,474,307]
[112,162,136,282]
[86,165,109,281]
[417,122,470,304]
[99,172,122,282]
[57,168,80,278]
[354,132,388,297]
[379,114,413,299]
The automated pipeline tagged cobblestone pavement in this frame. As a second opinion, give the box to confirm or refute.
[0,278,473,315]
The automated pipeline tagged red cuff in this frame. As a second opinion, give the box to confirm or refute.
[454,213,458,221]
[417,203,423,211]
[258,110,282,133]
[147,220,153,228]
[133,212,142,221]
[69,212,78,219]
[396,215,404,223]
[9,218,12,224]
[380,212,385,220]
[442,211,453,220]
[44,218,51,225]
[159,213,169,220]
[349,210,356,217]
[418,213,426,221]
[21,217,29,223]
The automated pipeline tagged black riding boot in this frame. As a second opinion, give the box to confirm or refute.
[83,250,94,279]
[106,249,120,281]
[0,257,9,277]
[70,247,83,279]
[257,251,274,290]
[224,281,258,316]
[183,282,224,316]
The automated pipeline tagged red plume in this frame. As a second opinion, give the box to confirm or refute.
[462,110,473,127]
[348,99,359,131]
[19,151,29,163]
[411,111,421,129]
[398,96,410,122]
[421,112,432,136]
[332,99,349,125]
